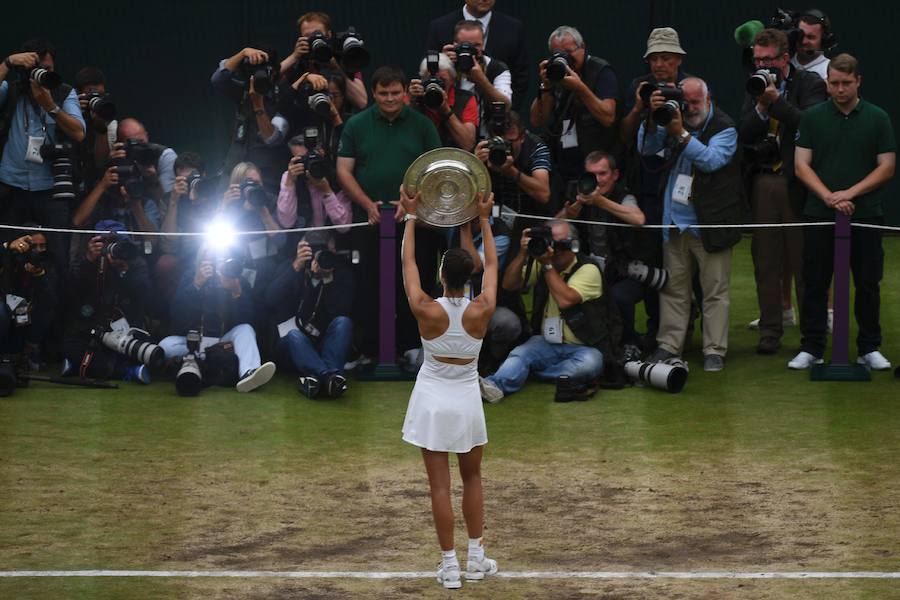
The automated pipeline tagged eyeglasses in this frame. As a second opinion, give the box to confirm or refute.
[753,55,783,66]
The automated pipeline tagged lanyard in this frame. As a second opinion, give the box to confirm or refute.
[22,96,49,138]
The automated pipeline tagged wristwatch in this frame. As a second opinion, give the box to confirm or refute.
[48,105,61,116]
[541,263,554,274]
[404,213,418,222]
[677,129,691,145]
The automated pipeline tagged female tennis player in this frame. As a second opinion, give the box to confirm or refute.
[399,186,499,589]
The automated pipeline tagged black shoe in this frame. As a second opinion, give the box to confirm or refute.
[326,373,348,398]
[298,376,320,398]
[756,336,781,355]
[647,347,677,363]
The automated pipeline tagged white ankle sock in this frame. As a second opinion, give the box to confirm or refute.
[467,537,484,562]
[441,549,458,569]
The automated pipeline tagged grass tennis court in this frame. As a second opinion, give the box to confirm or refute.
[2,237,899,599]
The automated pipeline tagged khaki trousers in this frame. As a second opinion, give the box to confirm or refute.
[657,230,732,357]
[750,173,804,339]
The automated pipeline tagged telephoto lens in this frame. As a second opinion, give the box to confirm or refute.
[308,31,334,63]
[240,178,268,208]
[218,257,244,279]
[336,28,370,71]
[313,248,337,270]
[454,42,477,72]
[527,225,553,258]
[422,77,445,109]
[86,92,117,122]
[486,136,511,166]
[576,172,597,195]
[653,100,682,126]
[29,67,61,90]
[176,354,203,397]
[626,260,669,291]
[746,69,776,96]
[625,360,688,393]
[100,328,165,369]
[103,240,138,262]
[307,91,332,117]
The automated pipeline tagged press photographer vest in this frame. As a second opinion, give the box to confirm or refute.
[0,81,73,156]
[545,56,617,156]
[681,107,747,253]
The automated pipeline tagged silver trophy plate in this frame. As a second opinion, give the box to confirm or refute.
[402,148,491,227]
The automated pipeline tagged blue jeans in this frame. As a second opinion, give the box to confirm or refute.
[278,316,353,378]
[486,335,604,396]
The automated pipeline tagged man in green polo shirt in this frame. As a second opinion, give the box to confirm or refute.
[337,66,441,361]
[790,53,896,371]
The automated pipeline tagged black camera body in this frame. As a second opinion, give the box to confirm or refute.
[486,136,511,167]
[240,177,268,208]
[124,139,163,166]
[485,100,510,137]
[455,42,478,72]
[39,141,73,161]
[100,233,137,262]
[84,92,116,122]
[28,67,61,90]
[746,68,781,96]
[744,135,782,167]
[646,87,685,126]
[309,245,337,271]
[240,57,277,95]
[527,225,554,258]
[546,51,574,82]
[334,27,370,71]
[421,52,445,110]
[184,172,218,198]
[308,30,335,64]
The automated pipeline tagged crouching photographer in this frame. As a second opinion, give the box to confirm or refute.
[160,246,276,395]
[0,232,59,369]
[61,221,160,383]
[557,152,652,358]
[265,232,354,398]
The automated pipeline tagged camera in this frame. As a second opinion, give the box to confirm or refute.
[768,8,805,56]
[124,139,163,166]
[240,177,268,208]
[39,141,75,202]
[643,86,685,126]
[334,27,370,71]
[454,42,478,72]
[421,52,445,110]
[576,172,597,195]
[29,67,61,90]
[92,326,165,369]
[310,245,337,271]
[486,136,511,167]
[625,359,688,393]
[184,172,219,198]
[746,68,780,96]
[527,225,554,258]
[308,30,334,64]
[176,329,203,397]
[83,92,116,122]
[626,260,669,291]
[217,256,244,279]
[485,100,510,137]
[240,57,277,95]
[743,135,781,166]
[289,127,329,179]
[546,51,574,82]
[100,233,138,262]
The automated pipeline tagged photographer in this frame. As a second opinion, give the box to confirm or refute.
[739,28,827,355]
[478,220,604,402]
[530,26,619,208]
[266,233,354,398]
[114,118,177,194]
[557,152,647,356]
[211,45,290,193]
[426,1,528,110]
[161,246,276,393]
[61,220,156,383]
[473,110,550,252]
[74,66,116,189]
[280,12,368,113]
[218,162,285,296]
[288,69,349,160]
[638,78,745,372]
[277,135,351,233]
[0,39,86,276]
[156,152,218,300]
[442,20,512,138]
[0,231,59,369]
[409,53,478,151]
[71,157,162,234]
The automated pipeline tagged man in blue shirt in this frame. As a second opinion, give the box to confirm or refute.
[638,78,744,372]
[0,39,86,275]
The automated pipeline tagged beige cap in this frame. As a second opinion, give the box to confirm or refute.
[644,27,686,58]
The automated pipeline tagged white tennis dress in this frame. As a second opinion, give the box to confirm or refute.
[402,297,487,453]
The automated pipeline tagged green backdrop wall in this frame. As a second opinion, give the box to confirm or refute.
[3,0,898,224]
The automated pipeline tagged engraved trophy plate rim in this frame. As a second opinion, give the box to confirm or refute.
[402,148,491,227]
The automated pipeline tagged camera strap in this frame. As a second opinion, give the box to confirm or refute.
[296,278,326,327]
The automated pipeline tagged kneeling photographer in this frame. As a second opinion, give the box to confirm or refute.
[61,221,159,384]
[478,221,608,403]
[265,232,354,399]
[0,231,59,369]
[557,152,652,358]
[160,245,276,395]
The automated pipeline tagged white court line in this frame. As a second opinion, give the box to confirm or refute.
[1,570,899,579]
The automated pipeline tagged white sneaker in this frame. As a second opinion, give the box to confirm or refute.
[788,351,824,370]
[465,556,498,581]
[857,351,892,371]
[783,307,796,327]
[747,317,760,330]
[827,308,834,334]
[436,563,462,589]
[479,377,504,404]
[236,361,276,392]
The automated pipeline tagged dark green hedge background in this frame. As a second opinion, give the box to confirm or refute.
[4,0,897,223]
